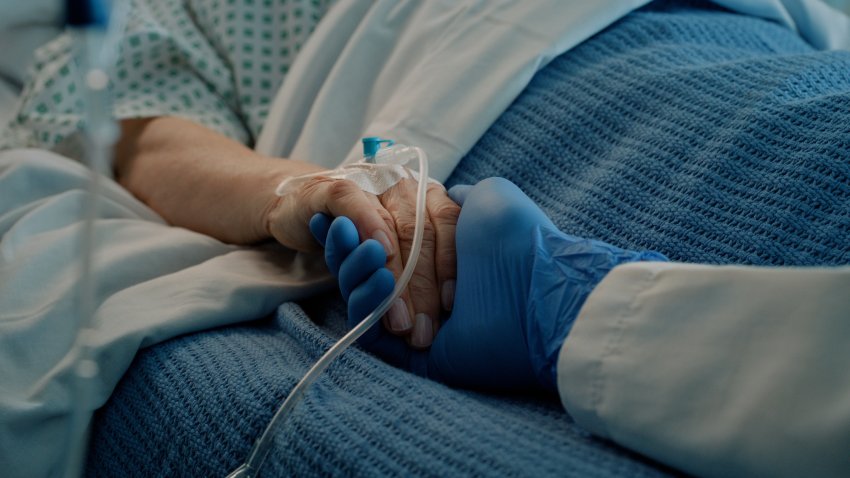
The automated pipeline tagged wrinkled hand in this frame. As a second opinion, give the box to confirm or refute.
[267,176,459,348]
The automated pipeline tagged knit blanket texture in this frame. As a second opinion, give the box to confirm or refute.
[86,2,850,476]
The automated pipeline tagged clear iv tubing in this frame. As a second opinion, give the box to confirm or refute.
[227,146,429,478]
[65,2,127,475]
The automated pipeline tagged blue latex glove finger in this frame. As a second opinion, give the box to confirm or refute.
[309,213,333,247]
[338,239,387,301]
[346,267,429,376]
[317,214,428,376]
[348,268,395,329]
[447,184,473,206]
[324,216,360,277]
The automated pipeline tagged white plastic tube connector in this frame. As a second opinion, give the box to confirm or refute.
[65,2,129,477]
[227,145,429,478]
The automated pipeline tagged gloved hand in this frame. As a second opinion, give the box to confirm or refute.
[311,177,667,391]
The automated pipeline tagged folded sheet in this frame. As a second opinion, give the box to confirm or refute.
[0,149,333,477]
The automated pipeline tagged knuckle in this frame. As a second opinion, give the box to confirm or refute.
[376,206,394,226]
[400,178,418,190]
[426,182,445,194]
[397,217,436,246]
[301,176,332,195]
[326,179,360,201]
[380,184,401,207]
[408,269,438,298]
[430,201,460,224]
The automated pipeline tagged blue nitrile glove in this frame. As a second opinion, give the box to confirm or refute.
[310,213,430,376]
[311,178,667,391]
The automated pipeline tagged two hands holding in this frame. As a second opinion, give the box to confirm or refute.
[308,177,666,391]
[115,117,457,349]
[115,118,663,391]
[267,175,459,349]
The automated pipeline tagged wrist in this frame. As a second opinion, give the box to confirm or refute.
[255,156,328,243]
[525,226,669,392]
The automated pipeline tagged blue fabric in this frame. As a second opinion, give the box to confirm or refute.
[86,2,850,476]
[447,1,850,267]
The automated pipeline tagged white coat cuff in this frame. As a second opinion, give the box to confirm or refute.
[554,261,671,438]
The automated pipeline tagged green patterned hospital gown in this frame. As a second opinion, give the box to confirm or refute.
[3,0,333,152]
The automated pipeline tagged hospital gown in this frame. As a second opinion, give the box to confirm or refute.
[1,0,333,155]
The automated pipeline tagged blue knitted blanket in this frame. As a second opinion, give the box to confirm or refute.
[86,2,850,476]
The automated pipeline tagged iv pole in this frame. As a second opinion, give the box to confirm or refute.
[63,0,123,475]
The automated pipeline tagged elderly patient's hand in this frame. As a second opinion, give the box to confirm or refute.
[115,117,455,347]
[266,176,459,348]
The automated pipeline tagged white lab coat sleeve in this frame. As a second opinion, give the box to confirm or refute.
[557,261,850,478]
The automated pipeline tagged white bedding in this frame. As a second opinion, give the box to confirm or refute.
[1,0,848,476]
[257,0,850,180]
[0,149,333,477]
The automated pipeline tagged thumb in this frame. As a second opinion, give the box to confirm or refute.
[447,184,473,206]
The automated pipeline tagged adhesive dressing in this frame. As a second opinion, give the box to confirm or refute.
[227,138,430,478]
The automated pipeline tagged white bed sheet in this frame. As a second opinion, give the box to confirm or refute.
[257,0,850,182]
[0,149,333,477]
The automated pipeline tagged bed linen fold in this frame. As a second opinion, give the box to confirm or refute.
[256,0,849,182]
[0,149,333,478]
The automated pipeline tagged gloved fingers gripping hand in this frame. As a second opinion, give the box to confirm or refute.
[378,179,460,349]
[310,214,430,375]
[313,215,388,300]
[266,175,423,343]
[313,180,544,388]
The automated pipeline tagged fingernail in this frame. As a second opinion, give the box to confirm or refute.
[372,230,393,256]
[411,313,433,348]
[388,298,412,332]
[441,280,456,311]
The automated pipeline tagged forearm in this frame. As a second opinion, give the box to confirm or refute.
[114,117,325,244]
[114,116,456,346]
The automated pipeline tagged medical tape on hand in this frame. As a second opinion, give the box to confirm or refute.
[275,163,415,197]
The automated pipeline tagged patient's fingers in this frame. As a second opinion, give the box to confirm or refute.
[363,193,414,337]
[447,184,473,206]
[381,178,441,349]
[271,175,456,349]
[426,183,460,311]
[347,268,429,377]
